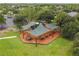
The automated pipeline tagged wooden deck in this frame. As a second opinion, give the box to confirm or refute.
[20,31,60,44]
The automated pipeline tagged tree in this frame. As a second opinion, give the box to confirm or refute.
[18,4,56,21]
[57,13,79,39]
[54,11,67,25]
[0,15,6,24]
[73,32,79,56]
[14,16,28,31]
[63,4,79,12]
[37,10,55,23]
[0,15,6,30]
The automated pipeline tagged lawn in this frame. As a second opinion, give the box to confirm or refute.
[0,32,73,56]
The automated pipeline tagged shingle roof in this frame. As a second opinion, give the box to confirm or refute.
[28,23,48,36]
[47,23,58,30]
[23,22,58,36]
[22,22,36,30]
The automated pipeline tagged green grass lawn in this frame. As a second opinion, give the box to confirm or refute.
[0,32,73,56]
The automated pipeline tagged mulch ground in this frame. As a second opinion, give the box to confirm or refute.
[20,31,60,44]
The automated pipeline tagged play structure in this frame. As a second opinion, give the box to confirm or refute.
[20,22,60,45]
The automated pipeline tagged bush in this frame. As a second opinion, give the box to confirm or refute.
[57,14,79,39]
[0,15,6,24]
[14,16,28,31]
[73,32,79,56]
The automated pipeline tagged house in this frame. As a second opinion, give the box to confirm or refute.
[4,15,15,27]
[68,12,78,17]
[0,15,15,30]
[20,22,60,44]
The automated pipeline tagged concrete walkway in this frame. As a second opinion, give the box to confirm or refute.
[0,36,17,40]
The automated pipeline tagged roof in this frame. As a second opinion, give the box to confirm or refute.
[27,23,58,36]
[4,15,15,27]
[28,23,48,36]
[47,23,58,30]
[68,12,78,17]
[22,22,36,30]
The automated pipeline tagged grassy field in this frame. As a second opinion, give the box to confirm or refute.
[0,32,73,56]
